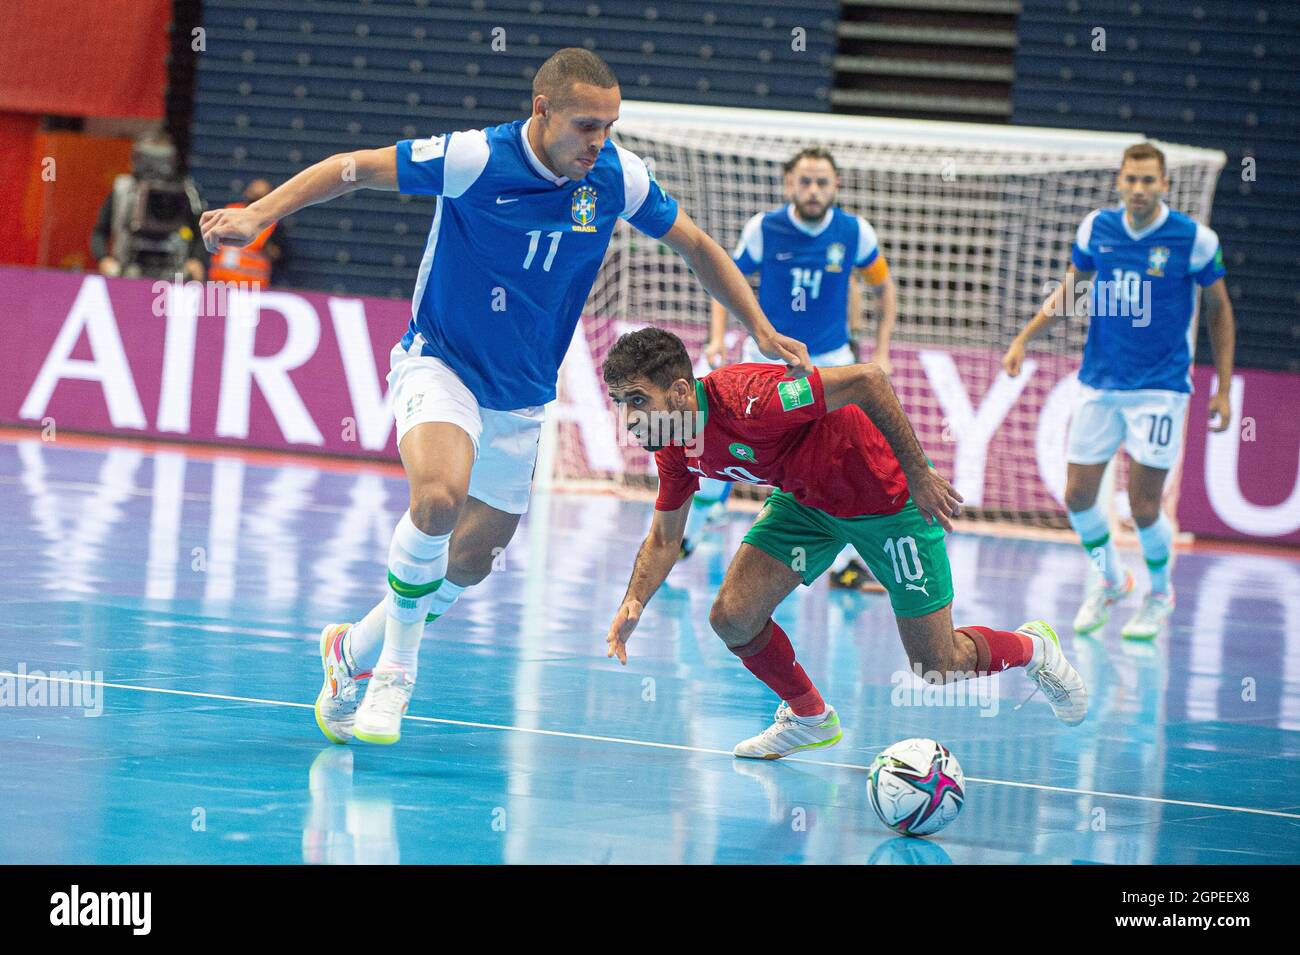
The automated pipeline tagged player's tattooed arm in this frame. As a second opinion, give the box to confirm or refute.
[851,269,897,376]
[606,501,692,665]
[821,364,964,531]
[660,209,813,376]
[1003,262,1094,377]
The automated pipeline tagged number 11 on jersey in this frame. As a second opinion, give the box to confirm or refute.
[523,230,562,271]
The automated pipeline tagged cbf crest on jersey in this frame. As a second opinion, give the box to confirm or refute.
[571,185,598,233]
[825,242,846,272]
[1146,245,1170,277]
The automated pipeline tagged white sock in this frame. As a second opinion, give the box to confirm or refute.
[1136,513,1173,595]
[343,600,387,675]
[376,511,450,680]
[790,705,830,725]
[347,578,469,675]
[426,579,466,620]
[1067,503,1124,588]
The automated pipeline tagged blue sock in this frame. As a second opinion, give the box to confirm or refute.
[1136,514,1173,595]
[1068,503,1124,589]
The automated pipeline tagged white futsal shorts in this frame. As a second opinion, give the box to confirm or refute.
[387,341,544,515]
[1066,383,1190,471]
[741,337,856,367]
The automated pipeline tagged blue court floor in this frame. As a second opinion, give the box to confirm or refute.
[1,433,1298,864]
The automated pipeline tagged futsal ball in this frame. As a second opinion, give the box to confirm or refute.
[867,738,965,837]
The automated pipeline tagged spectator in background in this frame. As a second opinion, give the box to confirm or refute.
[92,131,207,281]
[208,179,291,288]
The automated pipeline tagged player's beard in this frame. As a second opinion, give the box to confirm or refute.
[1127,196,1156,219]
[796,199,827,221]
[629,401,689,453]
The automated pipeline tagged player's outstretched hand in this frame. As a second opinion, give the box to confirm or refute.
[606,598,643,665]
[1207,390,1232,433]
[910,466,964,533]
[199,206,267,254]
[1002,339,1026,378]
[756,332,813,378]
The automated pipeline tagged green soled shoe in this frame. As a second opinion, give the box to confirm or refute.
[733,703,843,760]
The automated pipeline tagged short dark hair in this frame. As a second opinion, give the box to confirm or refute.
[602,327,693,391]
[533,48,619,109]
[1121,142,1167,176]
[784,146,838,175]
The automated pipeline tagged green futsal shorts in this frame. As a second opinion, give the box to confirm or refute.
[741,490,954,618]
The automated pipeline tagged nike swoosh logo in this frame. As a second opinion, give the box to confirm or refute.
[496,196,520,204]
[1098,245,1113,252]
[775,252,794,260]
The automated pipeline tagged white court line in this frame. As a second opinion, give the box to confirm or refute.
[6,670,1300,822]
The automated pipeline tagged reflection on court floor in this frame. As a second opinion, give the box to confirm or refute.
[1,435,1297,864]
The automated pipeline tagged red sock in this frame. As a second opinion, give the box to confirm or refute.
[959,626,1034,674]
[731,620,825,717]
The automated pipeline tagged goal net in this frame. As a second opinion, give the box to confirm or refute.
[541,100,1226,530]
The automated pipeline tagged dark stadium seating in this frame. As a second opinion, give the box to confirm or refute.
[189,0,839,298]
[188,0,1296,373]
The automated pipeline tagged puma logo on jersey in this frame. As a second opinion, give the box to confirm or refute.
[744,395,760,415]
[905,579,929,596]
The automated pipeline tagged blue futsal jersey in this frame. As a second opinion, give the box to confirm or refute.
[733,205,883,356]
[1072,202,1225,394]
[394,118,679,410]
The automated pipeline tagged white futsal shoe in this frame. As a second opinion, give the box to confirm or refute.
[1121,591,1175,641]
[733,702,842,760]
[1019,619,1088,726]
[353,667,415,745]
[315,623,366,744]
[1073,568,1135,634]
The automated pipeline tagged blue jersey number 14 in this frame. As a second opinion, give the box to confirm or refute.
[790,268,823,300]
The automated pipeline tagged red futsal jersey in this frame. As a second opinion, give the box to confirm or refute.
[654,364,910,518]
